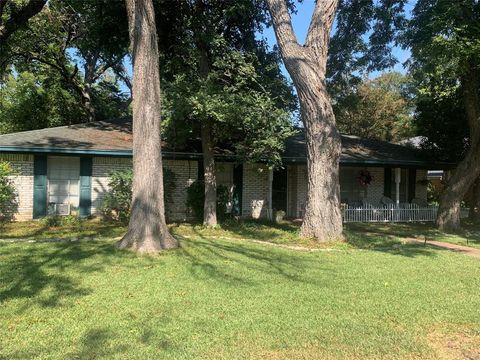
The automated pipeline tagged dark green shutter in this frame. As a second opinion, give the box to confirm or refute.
[197,160,204,181]
[33,155,48,218]
[232,164,243,216]
[408,168,417,202]
[384,168,392,198]
[79,157,92,217]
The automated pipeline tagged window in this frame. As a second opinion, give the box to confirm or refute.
[47,157,80,215]
[340,168,366,205]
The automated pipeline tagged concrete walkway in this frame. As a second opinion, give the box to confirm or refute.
[409,239,480,258]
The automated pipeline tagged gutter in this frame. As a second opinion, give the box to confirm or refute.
[0,146,455,169]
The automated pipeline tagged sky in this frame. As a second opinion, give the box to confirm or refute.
[118,0,412,93]
[258,0,412,78]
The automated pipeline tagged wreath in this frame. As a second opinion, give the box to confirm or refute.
[357,170,373,186]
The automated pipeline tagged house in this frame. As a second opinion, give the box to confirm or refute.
[0,118,452,221]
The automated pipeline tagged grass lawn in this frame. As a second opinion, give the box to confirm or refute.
[346,222,480,249]
[2,218,479,249]
[1,220,480,359]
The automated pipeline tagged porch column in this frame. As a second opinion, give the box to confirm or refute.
[395,168,401,205]
[268,168,273,220]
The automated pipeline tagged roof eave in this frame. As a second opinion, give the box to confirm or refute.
[0,146,455,169]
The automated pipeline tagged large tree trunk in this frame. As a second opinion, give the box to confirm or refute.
[117,0,177,253]
[201,118,218,226]
[267,0,343,241]
[436,62,480,231]
[197,35,218,227]
[468,178,480,221]
[299,83,343,240]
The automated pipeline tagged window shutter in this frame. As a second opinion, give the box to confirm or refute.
[232,164,243,216]
[384,168,392,198]
[33,155,48,218]
[79,157,92,217]
[408,169,417,202]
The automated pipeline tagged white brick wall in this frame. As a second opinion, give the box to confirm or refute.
[0,152,432,222]
[0,154,34,220]
[91,157,198,222]
[91,157,133,214]
[291,165,387,218]
[163,159,197,221]
[364,167,385,204]
[242,163,270,219]
[415,169,428,200]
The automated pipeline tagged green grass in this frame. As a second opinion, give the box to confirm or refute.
[1,224,480,359]
[0,218,127,240]
[2,218,479,250]
[346,222,480,249]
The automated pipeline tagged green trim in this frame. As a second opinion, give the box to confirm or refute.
[79,157,92,217]
[232,164,243,216]
[384,168,392,198]
[0,146,132,156]
[0,146,455,169]
[408,169,417,202]
[33,155,48,218]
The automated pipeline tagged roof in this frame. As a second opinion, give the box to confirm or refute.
[0,118,453,168]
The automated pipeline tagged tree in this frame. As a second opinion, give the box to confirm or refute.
[1,0,130,122]
[0,0,46,43]
[266,0,343,240]
[0,70,85,133]
[404,0,480,230]
[116,0,176,253]
[334,72,414,142]
[158,0,296,227]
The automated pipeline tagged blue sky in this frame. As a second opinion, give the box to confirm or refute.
[259,0,411,77]
[118,1,412,92]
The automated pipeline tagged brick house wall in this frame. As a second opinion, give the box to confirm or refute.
[0,153,433,221]
[290,165,386,218]
[415,169,428,200]
[0,154,34,220]
[242,163,270,219]
[91,157,133,215]
[91,157,198,221]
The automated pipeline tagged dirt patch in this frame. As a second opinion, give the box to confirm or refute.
[427,326,480,359]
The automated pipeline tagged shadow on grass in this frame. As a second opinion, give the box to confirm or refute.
[346,221,480,247]
[178,231,334,287]
[0,220,127,240]
[0,240,135,309]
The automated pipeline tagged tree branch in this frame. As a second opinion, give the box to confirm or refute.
[266,0,302,57]
[305,0,339,53]
[0,0,47,44]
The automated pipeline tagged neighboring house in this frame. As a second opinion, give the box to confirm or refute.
[0,118,452,221]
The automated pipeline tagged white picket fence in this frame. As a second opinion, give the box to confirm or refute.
[342,204,469,223]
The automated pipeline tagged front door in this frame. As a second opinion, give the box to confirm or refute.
[272,168,288,212]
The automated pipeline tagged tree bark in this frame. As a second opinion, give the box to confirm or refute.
[436,61,480,231]
[267,0,343,241]
[82,54,98,122]
[201,118,218,226]
[116,0,177,253]
[196,29,218,227]
[0,0,47,44]
[468,177,480,221]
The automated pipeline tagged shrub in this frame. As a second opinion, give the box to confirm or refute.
[101,167,176,224]
[186,180,230,222]
[40,214,82,228]
[0,161,18,226]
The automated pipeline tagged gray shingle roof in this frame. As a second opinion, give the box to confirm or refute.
[0,118,452,168]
